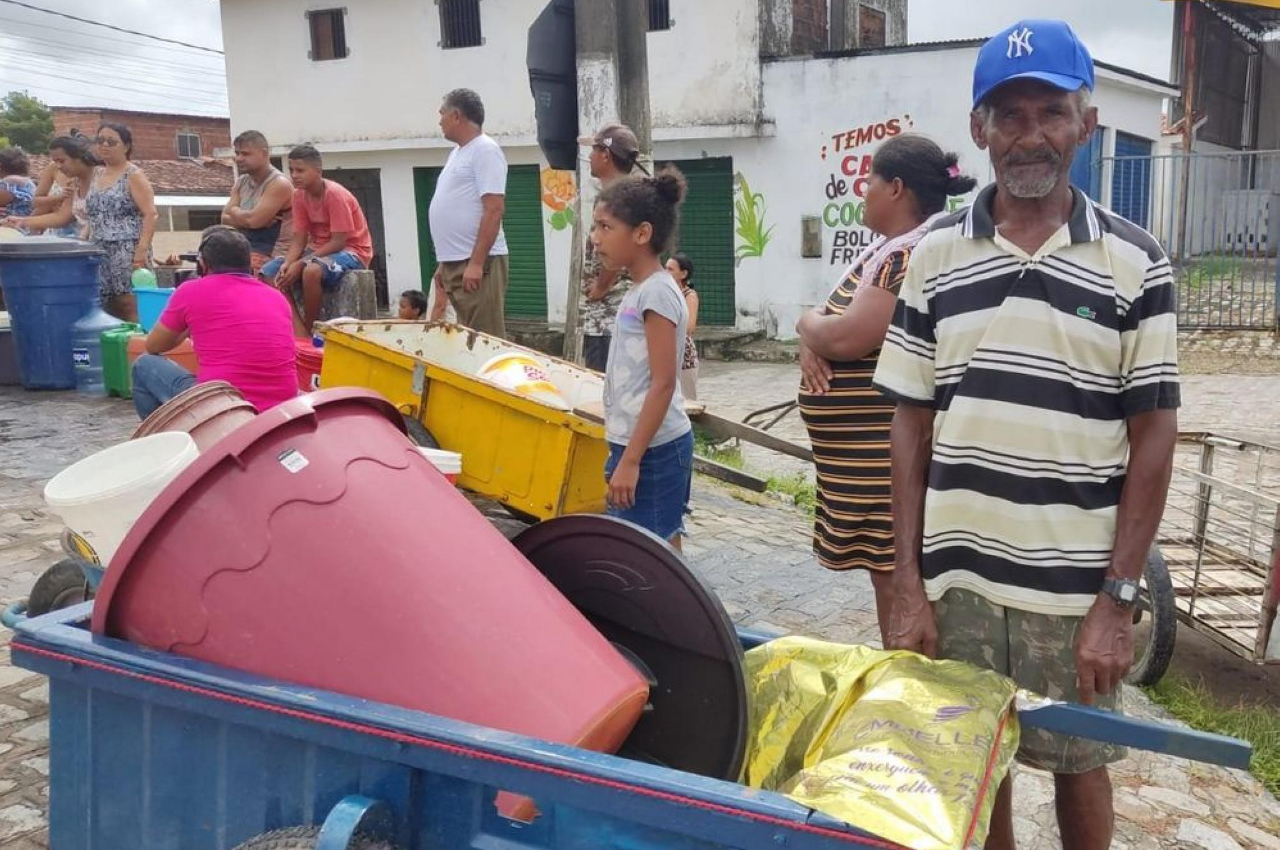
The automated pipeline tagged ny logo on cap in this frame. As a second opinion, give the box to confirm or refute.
[1007,26,1034,59]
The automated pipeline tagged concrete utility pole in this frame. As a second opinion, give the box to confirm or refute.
[563,0,651,364]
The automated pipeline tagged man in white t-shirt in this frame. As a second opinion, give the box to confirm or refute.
[427,88,510,338]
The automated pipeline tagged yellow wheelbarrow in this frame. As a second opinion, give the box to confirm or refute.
[317,321,611,521]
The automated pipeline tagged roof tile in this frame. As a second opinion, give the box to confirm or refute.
[26,155,233,196]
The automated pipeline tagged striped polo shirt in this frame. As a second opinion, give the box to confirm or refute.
[873,184,1180,616]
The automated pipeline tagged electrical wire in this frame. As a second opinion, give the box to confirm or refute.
[0,0,222,54]
[0,78,226,115]
[0,45,229,97]
[0,23,225,72]
[0,11,226,61]
[0,62,228,107]
[0,65,228,111]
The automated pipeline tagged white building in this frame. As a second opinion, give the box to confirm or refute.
[217,0,1175,337]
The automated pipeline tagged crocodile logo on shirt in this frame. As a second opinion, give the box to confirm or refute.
[1076,306,1097,321]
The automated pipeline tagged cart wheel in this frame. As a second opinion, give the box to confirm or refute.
[231,826,395,850]
[26,559,92,617]
[401,416,438,449]
[1126,548,1177,687]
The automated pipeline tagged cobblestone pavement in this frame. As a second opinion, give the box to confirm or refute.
[0,383,1278,848]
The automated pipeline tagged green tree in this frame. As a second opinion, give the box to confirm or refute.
[0,92,54,153]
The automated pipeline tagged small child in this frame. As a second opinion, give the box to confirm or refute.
[592,168,692,550]
[399,289,429,320]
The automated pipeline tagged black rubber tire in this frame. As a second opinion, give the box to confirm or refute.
[401,415,438,449]
[1126,548,1177,687]
[26,559,92,617]
[232,826,396,850]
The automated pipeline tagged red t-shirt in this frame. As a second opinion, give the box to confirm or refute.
[292,179,374,266]
[158,273,299,412]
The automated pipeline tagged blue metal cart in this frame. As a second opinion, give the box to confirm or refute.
[10,604,1251,850]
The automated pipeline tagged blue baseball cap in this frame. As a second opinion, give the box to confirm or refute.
[972,19,1095,109]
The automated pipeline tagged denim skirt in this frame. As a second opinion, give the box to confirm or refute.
[604,429,694,540]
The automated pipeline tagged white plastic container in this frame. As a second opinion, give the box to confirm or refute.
[43,432,199,566]
[417,447,462,485]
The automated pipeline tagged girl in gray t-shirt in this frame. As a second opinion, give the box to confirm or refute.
[592,169,693,549]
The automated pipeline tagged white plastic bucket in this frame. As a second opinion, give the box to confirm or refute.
[417,447,462,485]
[478,352,570,411]
[43,432,199,566]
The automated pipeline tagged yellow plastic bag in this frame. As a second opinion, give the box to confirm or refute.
[743,637,1020,850]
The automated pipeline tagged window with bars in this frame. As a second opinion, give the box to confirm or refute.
[439,0,483,49]
[859,5,886,48]
[648,0,671,31]
[307,8,348,61]
[176,133,201,159]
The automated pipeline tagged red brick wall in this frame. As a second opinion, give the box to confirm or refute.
[52,108,231,160]
[791,0,829,53]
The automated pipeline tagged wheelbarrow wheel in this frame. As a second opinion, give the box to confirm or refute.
[26,558,92,617]
[1125,547,1177,687]
[232,826,395,850]
[401,416,438,449]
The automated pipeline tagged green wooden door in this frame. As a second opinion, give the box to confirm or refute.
[658,157,735,325]
[413,163,548,319]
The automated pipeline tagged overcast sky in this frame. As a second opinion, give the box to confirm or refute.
[0,0,226,117]
[0,0,1176,120]
[910,0,1176,81]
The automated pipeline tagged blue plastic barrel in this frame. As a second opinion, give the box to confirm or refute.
[0,238,102,389]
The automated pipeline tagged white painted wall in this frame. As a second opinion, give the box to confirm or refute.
[219,0,761,149]
[648,0,761,129]
[695,48,1175,338]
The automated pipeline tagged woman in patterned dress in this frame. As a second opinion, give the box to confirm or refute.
[666,253,699,400]
[796,135,977,642]
[86,123,158,323]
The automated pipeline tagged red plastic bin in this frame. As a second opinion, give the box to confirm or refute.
[91,389,648,760]
[295,340,323,393]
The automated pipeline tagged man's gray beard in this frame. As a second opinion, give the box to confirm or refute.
[1000,169,1060,199]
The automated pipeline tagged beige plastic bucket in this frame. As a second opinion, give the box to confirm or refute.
[132,380,258,452]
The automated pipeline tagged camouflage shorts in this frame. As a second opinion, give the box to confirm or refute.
[933,588,1126,774]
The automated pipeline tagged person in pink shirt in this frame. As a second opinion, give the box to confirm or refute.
[260,144,374,336]
[132,227,298,418]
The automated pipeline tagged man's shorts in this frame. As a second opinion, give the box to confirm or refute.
[249,251,279,275]
[260,250,364,291]
[933,588,1126,774]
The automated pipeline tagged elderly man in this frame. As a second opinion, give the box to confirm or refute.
[132,227,298,418]
[577,123,645,371]
[873,20,1179,850]
[427,88,510,338]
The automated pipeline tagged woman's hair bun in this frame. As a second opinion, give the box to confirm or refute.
[652,168,687,206]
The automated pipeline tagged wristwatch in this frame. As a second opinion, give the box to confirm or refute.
[1101,578,1140,609]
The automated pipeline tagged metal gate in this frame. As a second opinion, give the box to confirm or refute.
[657,157,736,326]
[1100,149,1280,331]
